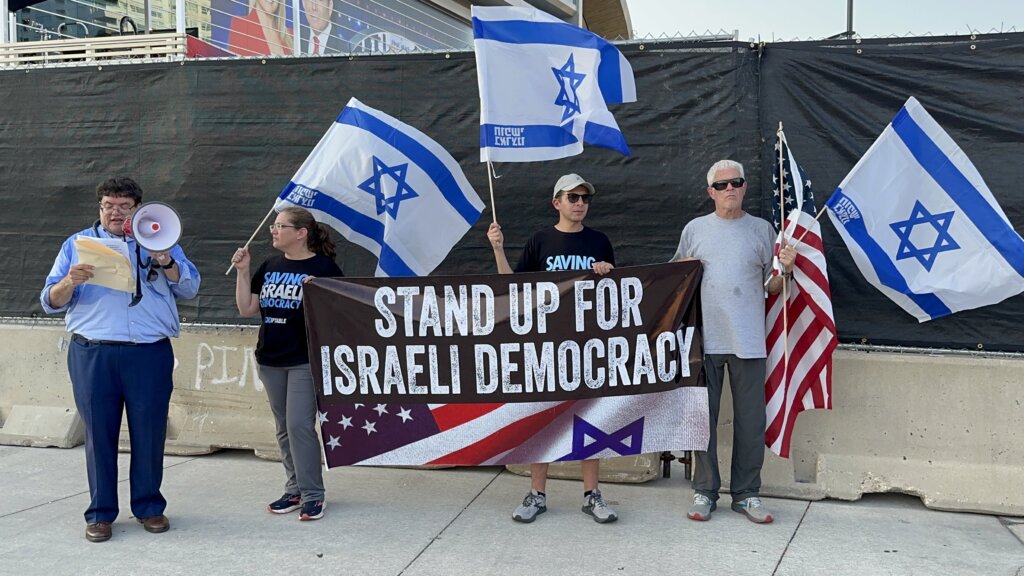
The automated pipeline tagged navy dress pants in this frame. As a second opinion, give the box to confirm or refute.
[68,337,174,523]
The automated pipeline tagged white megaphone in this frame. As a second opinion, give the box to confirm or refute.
[123,201,182,252]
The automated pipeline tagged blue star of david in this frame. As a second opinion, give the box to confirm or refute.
[558,415,644,461]
[357,156,419,219]
[889,200,960,271]
[552,53,586,123]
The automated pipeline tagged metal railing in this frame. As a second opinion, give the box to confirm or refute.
[0,30,186,66]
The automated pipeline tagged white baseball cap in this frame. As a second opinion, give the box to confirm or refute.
[552,173,596,198]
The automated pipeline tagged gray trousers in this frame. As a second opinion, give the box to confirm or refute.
[693,354,766,502]
[257,363,325,503]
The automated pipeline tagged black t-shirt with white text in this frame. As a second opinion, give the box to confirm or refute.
[515,226,615,273]
[251,254,343,367]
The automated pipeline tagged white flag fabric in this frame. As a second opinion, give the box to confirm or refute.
[826,97,1024,322]
[472,6,636,162]
[277,97,484,277]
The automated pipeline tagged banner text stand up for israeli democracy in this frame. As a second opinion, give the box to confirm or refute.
[304,262,710,468]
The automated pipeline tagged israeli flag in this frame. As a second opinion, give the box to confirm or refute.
[826,97,1024,322]
[472,6,636,162]
[277,97,484,277]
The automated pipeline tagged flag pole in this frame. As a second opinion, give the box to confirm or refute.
[778,122,787,238]
[224,205,277,275]
[789,204,830,249]
[777,122,790,378]
[486,159,499,223]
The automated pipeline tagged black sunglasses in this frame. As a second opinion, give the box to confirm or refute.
[710,177,746,191]
[562,192,593,204]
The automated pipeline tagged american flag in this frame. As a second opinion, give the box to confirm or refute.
[317,390,710,467]
[764,128,838,458]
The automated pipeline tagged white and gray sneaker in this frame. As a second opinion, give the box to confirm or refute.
[687,493,716,521]
[731,496,774,524]
[581,489,618,523]
[512,490,547,523]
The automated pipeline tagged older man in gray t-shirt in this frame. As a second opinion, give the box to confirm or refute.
[674,159,795,525]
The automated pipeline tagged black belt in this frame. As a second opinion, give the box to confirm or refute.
[72,334,168,346]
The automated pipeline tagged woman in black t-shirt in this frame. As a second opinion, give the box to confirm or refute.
[231,207,343,521]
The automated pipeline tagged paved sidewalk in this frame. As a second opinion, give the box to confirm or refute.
[1,445,1022,576]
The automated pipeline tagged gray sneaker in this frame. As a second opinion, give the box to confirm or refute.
[687,493,716,521]
[731,496,774,524]
[581,489,618,523]
[512,490,547,523]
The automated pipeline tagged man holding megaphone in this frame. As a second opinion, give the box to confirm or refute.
[40,177,201,543]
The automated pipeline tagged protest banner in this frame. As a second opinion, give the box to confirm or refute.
[304,262,709,467]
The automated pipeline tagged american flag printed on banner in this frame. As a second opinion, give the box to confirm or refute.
[318,388,706,466]
[764,129,838,458]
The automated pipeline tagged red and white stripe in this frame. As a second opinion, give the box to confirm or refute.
[765,209,837,457]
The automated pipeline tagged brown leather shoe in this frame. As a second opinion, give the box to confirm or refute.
[85,522,112,542]
[138,515,170,534]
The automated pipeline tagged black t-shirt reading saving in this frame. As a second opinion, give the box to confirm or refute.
[515,225,615,273]
[251,254,343,367]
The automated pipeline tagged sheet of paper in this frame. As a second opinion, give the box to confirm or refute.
[74,236,135,293]
[85,235,132,261]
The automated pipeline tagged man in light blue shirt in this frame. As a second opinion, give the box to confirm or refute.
[40,177,200,543]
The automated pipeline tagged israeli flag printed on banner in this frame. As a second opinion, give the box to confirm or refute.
[826,97,1024,322]
[277,97,485,277]
[472,6,636,162]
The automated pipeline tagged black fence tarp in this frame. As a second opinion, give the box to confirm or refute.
[1,33,1022,351]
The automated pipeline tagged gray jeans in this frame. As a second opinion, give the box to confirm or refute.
[692,354,766,502]
[257,363,325,503]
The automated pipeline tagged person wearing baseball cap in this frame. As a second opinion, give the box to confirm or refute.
[551,173,595,198]
[486,173,618,525]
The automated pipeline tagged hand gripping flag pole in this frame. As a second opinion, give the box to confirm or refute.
[224,206,276,275]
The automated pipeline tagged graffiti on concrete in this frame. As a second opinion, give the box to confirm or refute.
[194,343,263,391]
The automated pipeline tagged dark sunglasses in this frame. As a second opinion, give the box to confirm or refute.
[562,192,593,204]
[710,177,746,191]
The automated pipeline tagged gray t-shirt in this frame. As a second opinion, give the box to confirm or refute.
[673,212,776,358]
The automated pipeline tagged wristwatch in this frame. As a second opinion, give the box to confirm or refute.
[159,258,176,269]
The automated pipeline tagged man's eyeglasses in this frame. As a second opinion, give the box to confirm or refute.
[99,202,136,213]
[268,224,298,232]
[561,192,593,204]
[710,178,745,191]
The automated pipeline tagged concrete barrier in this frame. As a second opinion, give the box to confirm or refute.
[0,320,281,459]
[506,453,663,484]
[0,404,83,448]
[1,319,1021,515]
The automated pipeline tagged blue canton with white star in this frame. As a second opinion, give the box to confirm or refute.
[552,53,585,124]
[358,156,419,219]
[889,200,960,271]
[771,137,817,231]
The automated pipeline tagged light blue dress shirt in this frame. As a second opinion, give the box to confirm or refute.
[40,224,201,343]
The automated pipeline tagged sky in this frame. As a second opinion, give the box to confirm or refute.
[626,0,1024,41]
